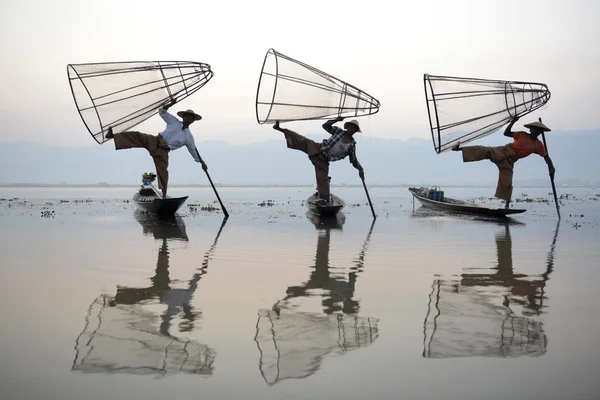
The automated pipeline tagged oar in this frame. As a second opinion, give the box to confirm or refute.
[195,147,229,218]
[538,118,560,219]
[361,178,376,219]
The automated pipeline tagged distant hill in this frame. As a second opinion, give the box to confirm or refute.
[0,129,598,187]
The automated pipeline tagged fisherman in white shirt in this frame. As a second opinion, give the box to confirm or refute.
[106,99,207,198]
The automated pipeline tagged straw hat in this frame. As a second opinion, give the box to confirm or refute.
[177,109,202,120]
[524,121,551,132]
[344,119,361,132]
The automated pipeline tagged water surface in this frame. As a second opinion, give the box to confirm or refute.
[1,186,598,399]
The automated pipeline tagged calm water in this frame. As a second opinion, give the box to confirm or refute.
[1,186,599,400]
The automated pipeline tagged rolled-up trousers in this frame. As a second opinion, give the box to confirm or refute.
[281,128,330,201]
[113,131,170,194]
[461,144,519,201]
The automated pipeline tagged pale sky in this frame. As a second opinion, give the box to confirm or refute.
[0,0,598,147]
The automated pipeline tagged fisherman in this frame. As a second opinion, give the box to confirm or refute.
[452,116,556,208]
[105,99,208,198]
[273,116,365,205]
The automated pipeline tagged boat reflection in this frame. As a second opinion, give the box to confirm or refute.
[71,213,227,377]
[422,221,559,358]
[254,213,379,385]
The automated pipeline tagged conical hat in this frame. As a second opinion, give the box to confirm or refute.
[524,121,551,132]
[177,109,202,121]
[344,119,361,132]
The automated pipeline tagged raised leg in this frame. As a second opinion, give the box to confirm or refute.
[460,145,492,162]
[111,129,157,153]
[274,121,321,157]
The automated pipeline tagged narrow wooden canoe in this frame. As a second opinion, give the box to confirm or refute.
[409,187,526,218]
[305,192,345,217]
[132,182,188,216]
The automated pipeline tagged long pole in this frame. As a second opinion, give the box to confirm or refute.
[196,147,229,218]
[361,178,376,219]
[538,118,560,219]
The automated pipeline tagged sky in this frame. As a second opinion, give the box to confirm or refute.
[0,0,599,148]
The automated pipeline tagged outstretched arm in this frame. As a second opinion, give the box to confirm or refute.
[544,154,555,179]
[186,134,208,170]
[504,115,519,137]
[349,145,365,179]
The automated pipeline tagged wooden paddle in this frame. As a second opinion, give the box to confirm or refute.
[196,147,229,218]
[538,118,560,219]
[361,178,376,219]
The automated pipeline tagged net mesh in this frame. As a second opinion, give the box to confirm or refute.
[424,74,551,153]
[67,61,213,144]
[254,309,379,385]
[72,295,216,376]
[256,49,380,123]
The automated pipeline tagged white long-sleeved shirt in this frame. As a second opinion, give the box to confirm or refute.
[157,107,200,162]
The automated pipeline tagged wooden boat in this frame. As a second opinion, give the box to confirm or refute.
[306,192,345,217]
[408,186,526,218]
[305,177,345,217]
[132,173,188,216]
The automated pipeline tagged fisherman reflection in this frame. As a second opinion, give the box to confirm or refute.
[422,221,558,358]
[460,222,555,316]
[72,213,227,377]
[108,212,204,334]
[254,214,379,385]
[277,212,360,314]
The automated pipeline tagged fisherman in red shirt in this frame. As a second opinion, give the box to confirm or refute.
[453,116,556,209]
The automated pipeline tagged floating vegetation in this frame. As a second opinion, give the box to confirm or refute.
[258,200,275,207]
[187,203,200,213]
[515,197,550,204]
[41,210,55,218]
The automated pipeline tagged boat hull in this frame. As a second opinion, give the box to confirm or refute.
[409,187,525,218]
[133,192,188,216]
[306,193,345,217]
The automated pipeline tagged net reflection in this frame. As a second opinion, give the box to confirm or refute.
[254,213,379,385]
[71,213,228,377]
[423,221,559,358]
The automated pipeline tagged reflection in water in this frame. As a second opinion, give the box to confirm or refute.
[71,213,227,377]
[254,213,379,385]
[423,221,559,358]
